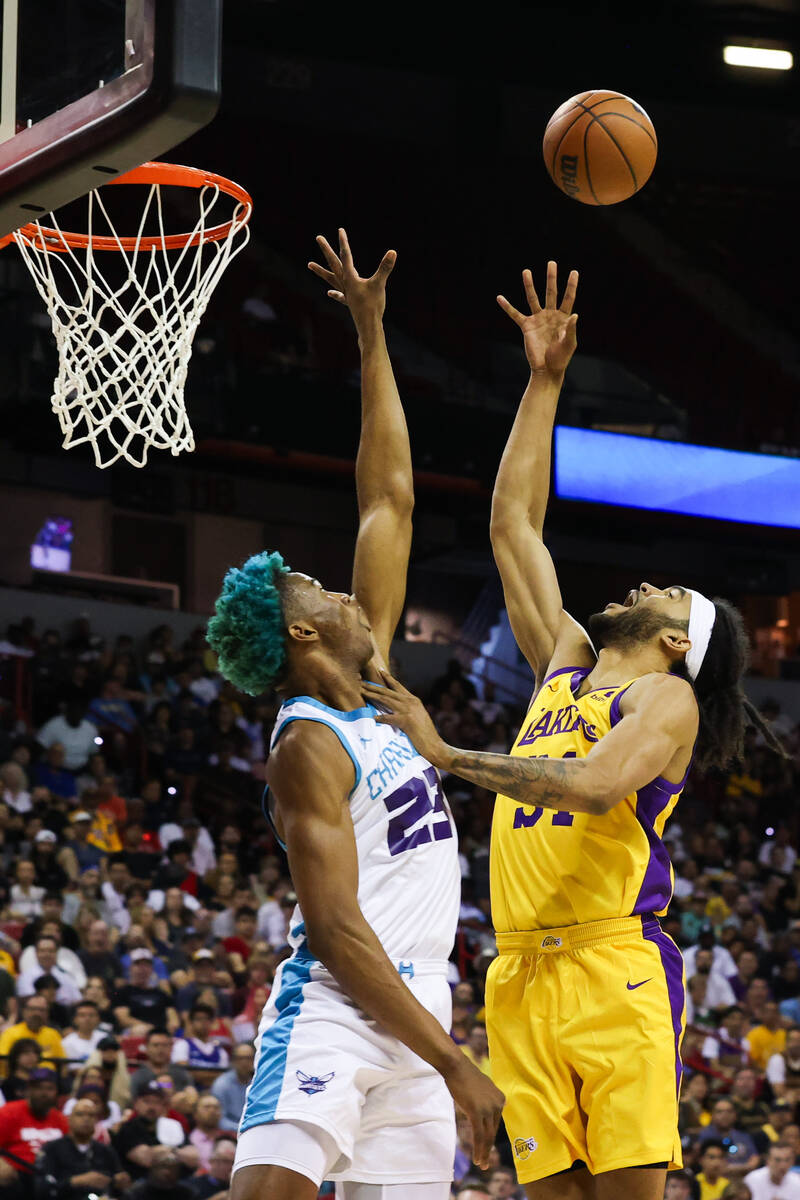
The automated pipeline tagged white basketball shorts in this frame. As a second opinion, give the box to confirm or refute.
[234,948,456,1186]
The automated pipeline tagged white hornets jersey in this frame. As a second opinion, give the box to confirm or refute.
[267,695,461,963]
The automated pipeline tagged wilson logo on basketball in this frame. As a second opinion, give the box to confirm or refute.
[559,154,580,197]
[540,936,562,949]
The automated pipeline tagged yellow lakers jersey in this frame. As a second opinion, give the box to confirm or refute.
[491,666,689,932]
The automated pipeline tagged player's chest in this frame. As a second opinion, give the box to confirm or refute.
[351,735,455,859]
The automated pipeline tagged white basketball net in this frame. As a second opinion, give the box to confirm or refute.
[12,179,251,468]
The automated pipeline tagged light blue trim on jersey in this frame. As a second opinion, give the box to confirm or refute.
[272,713,364,792]
[261,701,375,847]
[282,695,378,723]
[239,941,316,1132]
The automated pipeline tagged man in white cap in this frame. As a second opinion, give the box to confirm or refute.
[366,262,782,1200]
[173,949,231,1022]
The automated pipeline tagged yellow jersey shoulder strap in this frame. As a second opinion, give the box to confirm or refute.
[538,665,640,720]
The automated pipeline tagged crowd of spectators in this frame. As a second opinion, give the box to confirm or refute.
[1,613,800,1199]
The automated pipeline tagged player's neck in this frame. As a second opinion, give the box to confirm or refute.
[585,644,671,687]
[280,659,366,712]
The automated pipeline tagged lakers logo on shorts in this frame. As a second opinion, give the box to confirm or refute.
[514,1136,539,1160]
[540,935,562,950]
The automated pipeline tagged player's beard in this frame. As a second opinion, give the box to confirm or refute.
[587,604,671,650]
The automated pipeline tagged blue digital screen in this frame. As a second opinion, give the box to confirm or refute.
[554,427,800,529]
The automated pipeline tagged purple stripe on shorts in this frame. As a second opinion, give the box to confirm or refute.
[642,919,685,1098]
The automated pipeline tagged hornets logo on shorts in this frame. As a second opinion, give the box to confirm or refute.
[296,1069,335,1095]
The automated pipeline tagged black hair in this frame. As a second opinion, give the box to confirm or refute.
[7,1038,41,1074]
[75,999,100,1013]
[699,1138,726,1155]
[33,974,58,992]
[146,1027,171,1042]
[190,1002,215,1019]
[234,905,257,920]
[167,838,192,860]
[672,597,787,772]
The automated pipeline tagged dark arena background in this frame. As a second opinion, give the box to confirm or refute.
[0,2,799,1197]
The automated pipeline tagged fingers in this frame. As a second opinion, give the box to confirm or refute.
[327,290,347,305]
[522,268,541,314]
[557,312,579,355]
[559,268,579,314]
[374,666,405,692]
[375,249,397,280]
[315,234,342,272]
[338,226,354,270]
[496,295,525,326]
[544,259,558,309]
[471,1112,493,1169]
[308,261,338,286]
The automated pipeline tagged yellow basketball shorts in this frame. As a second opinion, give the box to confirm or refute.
[486,914,685,1185]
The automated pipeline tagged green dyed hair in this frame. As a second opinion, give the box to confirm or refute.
[207,550,292,695]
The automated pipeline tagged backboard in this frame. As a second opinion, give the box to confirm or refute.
[0,0,222,239]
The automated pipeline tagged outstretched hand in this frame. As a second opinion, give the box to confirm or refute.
[308,228,396,326]
[497,260,579,375]
[362,669,447,767]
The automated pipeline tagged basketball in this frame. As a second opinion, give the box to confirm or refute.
[543,90,657,206]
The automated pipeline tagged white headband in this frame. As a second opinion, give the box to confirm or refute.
[685,589,716,681]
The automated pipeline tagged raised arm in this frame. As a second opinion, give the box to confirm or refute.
[309,229,412,664]
[491,263,592,683]
[363,670,698,813]
[268,722,503,1166]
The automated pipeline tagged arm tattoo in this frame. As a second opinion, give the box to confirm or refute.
[442,747,595,813]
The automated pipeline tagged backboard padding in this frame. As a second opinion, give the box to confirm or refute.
[0,0,222,239]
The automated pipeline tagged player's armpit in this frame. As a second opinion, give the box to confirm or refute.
[536,610,597,690]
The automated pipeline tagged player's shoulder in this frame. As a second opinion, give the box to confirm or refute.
[268,718,356,793]
[621,672,698,724]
